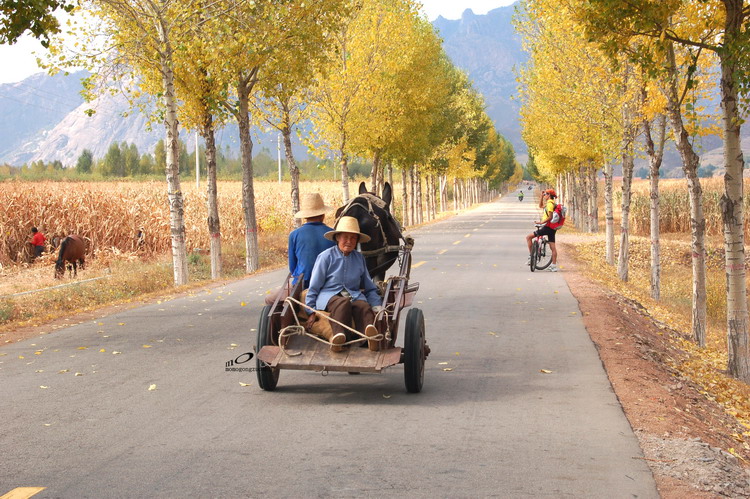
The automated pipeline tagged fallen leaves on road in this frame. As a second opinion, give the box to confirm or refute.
[148,384,157,391]
[540,369,552,374]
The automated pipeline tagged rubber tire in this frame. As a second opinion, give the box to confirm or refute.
[256,304,279,391]
[530,240,538,272]
[404,308,425,393]
[535,239,553,270]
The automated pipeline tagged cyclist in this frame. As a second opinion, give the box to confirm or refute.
[525,188,559,272]
[518,190,524,201]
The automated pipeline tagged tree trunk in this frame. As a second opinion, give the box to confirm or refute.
[339,143,350,202]
[665,41,707,346]
[387,163,393,188]
[644,112,666,300]
[401,167,409,226]
[237,76,259,274]
[453,177,457,212]
[202,113,222,280]
[158,20,188,286]
[416,166,423,225]
[719,3,750,379]
[603,161,615,265]
[282,124,301,228]
[440,175,447,212]
[370,149,380,193]
[617,86,636,282]
[588,167,598,233]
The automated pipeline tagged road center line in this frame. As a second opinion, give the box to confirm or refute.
[437,249,447,255]
[411,261,426,269]
[452,240,462,245]
[1,488,47,499]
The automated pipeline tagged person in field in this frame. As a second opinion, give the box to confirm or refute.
[288,192,336,289]
[305,216,383,352]
[29,227,46,260]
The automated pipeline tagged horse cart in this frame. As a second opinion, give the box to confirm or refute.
[254,237,429,393]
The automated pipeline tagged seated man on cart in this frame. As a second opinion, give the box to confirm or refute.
[288,192,336,288]
[305,216,383,352]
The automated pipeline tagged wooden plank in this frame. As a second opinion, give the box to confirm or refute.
[376,348,402,370]
[256,346,280,365]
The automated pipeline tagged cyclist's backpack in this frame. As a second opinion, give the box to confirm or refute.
[547,202,567,230]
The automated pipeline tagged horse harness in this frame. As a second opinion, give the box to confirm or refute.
[335,193,402,259]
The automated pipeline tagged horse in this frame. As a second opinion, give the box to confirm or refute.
[335,182,404,282]
[54,235,86,279]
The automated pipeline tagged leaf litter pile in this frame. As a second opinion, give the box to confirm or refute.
[562,234,750,498]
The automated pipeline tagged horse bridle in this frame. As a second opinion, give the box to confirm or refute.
[335,194,402,258]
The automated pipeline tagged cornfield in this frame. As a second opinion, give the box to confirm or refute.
[0,180,346,266]
[624,178,750,238]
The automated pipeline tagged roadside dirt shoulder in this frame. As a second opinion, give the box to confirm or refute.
[558,242,750,498]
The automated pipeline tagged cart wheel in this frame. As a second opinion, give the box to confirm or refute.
[256,304,280,391]
[404,308,425,393]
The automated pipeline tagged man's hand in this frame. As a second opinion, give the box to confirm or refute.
[305,312,318,331]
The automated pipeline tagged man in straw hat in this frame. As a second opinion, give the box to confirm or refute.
[289,193,336,288]
[305,216,383,352]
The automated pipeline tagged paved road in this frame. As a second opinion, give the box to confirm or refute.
[1,192,658,498]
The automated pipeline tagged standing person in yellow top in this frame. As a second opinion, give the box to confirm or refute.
[525,189,559,272]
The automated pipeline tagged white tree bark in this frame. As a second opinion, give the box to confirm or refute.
[719,1,749,380]
[157,13,188,286]
[664,41,707,346]
[603,161,615,265]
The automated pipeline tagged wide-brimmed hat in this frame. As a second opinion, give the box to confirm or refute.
[294,193,334,219]
[324,216,371,243]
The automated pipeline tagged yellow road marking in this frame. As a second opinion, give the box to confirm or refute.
[437,249,447,255]
[464,234,471,238]
[1,488,46,499]
[412,261,426,269]
[452,240,462,245]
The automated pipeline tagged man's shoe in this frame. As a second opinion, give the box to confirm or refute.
[547,264,558,272]
[365,324,379,351]
[330,332,346,352]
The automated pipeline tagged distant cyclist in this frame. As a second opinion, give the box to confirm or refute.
[525,189,559,272]
[518,190,524,201]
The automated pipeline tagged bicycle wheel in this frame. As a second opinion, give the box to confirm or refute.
[530,240,538,272]
[535,239,553,270]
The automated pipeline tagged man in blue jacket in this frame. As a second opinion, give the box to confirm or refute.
[288,192,336,288]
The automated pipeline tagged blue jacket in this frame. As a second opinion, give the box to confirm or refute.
[305,245,382,312]
[288,222,335,287]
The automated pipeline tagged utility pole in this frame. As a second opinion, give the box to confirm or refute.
[277,133,282,184]
[195,131,200,189]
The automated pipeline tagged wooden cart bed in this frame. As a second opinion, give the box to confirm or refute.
[257,333,402,373]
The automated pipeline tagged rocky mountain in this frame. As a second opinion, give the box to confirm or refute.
[434,5,527,155]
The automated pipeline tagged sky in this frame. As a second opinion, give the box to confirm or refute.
[0,0,517,85]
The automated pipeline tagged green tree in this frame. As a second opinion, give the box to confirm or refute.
[102,143,124,177]
[0,0,74,46]
[76,149,93,174]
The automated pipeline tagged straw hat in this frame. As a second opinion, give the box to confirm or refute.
[324,216,371,243]
[294,193,333,219]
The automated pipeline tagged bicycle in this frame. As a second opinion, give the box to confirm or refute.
[529,224,553,272]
